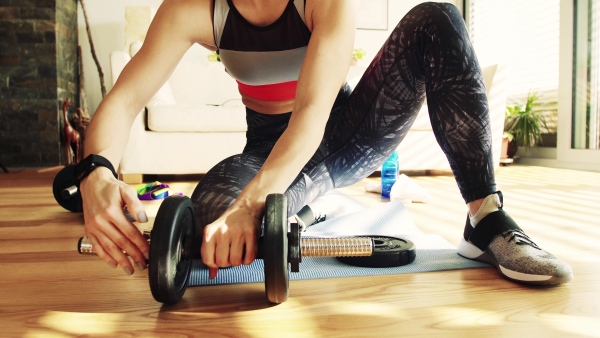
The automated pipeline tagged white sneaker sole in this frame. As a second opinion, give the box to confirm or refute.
[457,238,572,285]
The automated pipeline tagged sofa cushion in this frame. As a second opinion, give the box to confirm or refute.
[168,46,242,107]
[130,41,246,133]
[147,102,247,132]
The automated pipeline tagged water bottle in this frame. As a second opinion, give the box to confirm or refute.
[381,151,399,199]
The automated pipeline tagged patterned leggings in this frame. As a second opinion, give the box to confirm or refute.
[191,2,496,227]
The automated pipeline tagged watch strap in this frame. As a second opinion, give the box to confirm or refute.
[74,154,118,184]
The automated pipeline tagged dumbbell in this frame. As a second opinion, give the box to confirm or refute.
[53,165,84,212]
[78,194,416,305]
[53,156,120,213]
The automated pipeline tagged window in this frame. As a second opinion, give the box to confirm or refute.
[573,0,600,149]
[466,0,561,147]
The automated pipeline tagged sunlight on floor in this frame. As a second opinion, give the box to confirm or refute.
[428,306,599,336]
[23,330,69,338]
[429,306,506,327]
[543,313,600,336]
[34,311,124,336]
[326,300,410,319]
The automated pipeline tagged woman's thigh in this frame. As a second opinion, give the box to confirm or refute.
[190,152,268,228]
[295,2,495,206]
[190,108,288,227]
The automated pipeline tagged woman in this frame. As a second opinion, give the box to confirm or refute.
[80,0,572,284]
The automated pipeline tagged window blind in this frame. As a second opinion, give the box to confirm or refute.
[467,0,560,134]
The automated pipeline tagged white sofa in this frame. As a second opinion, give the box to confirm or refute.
[111,44,248,183]
[110,44,506,183]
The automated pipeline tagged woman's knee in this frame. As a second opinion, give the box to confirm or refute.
[190,153,265,226]
[407,2,462,19]
[400,2,466,34]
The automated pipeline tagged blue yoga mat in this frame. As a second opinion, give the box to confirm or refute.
[188,201,489,286]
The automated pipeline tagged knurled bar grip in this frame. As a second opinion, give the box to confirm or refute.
[77,236,374,258]
[301,237,373,257]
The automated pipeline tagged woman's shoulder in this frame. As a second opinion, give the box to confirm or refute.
[159,0,212,20]
[156,0,215,47]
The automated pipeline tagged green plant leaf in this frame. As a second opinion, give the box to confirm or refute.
[352,48,366,60]
[504,91,546,148]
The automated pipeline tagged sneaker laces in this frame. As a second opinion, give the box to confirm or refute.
[313,212,327,224]
[501,229,541,250]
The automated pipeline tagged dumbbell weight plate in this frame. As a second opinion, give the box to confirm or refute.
[336,236,416,268]
[149,195,196,304]
[52,165,82,212]
[263,193,289,304]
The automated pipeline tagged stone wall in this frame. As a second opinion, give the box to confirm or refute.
[0,0,79,168]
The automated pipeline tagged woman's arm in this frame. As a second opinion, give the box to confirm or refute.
[249,0,358,194]
[201,0,358,276]
[80,0,214,275]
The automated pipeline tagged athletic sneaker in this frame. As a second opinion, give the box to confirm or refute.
[457,192,573,285]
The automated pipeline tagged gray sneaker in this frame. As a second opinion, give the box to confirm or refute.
[457,192,573,285]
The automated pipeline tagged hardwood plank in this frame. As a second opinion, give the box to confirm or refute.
[0,165,599,337]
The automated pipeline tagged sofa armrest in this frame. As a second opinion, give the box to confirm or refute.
[119,110,146,174]
[110,51,130,86]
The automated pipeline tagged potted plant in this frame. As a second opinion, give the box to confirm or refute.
[503,91,548,159]
[207,51,221,62]
[351,48,366,66]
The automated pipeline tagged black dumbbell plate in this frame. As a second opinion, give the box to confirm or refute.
[263,193,289,304]
[52,165,82,212]
[149,195,195,304]
[337,236,416,268]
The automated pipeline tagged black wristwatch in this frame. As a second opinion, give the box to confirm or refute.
[74,154,118,184]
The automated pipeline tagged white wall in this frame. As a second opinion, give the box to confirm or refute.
[78,0,459,114]
[77,0,163,113]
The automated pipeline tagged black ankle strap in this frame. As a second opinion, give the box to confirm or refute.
[467,210,521,251]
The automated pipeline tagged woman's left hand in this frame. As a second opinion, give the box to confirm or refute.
[200,201,263,279]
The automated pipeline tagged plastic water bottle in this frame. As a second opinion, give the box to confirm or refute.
[381,151,399,199]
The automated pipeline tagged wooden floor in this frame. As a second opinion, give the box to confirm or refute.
[0,165,599,337]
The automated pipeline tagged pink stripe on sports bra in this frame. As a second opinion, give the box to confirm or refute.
[237,80,298,101]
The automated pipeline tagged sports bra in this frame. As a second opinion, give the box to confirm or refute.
[213,0,311,101]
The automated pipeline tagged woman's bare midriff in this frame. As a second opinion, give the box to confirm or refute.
[241,93,295,115]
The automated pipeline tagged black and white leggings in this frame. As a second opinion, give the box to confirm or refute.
[191,2,496,227]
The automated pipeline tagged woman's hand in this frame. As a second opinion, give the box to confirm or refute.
[201,200,263,279]
[74,0,214,276]
[79,167,150,275]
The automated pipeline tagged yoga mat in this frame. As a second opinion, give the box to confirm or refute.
[188,200,490,286]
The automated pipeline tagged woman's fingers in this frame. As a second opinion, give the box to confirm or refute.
[201,209,261,281]
[79,169,151,274]
[86,233,117,269]
[84,198,148,274]
[87,223,136,275]
[243,234,257,266]
[102,208,148,272]
[120,184,150,260]
[201,226,220,279]
[229,237,245,267]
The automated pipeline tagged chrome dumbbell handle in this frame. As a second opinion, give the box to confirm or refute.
[77,234,374,258]
[78,236,94,255]
[62,185,79,199]
[78,231,151,255]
